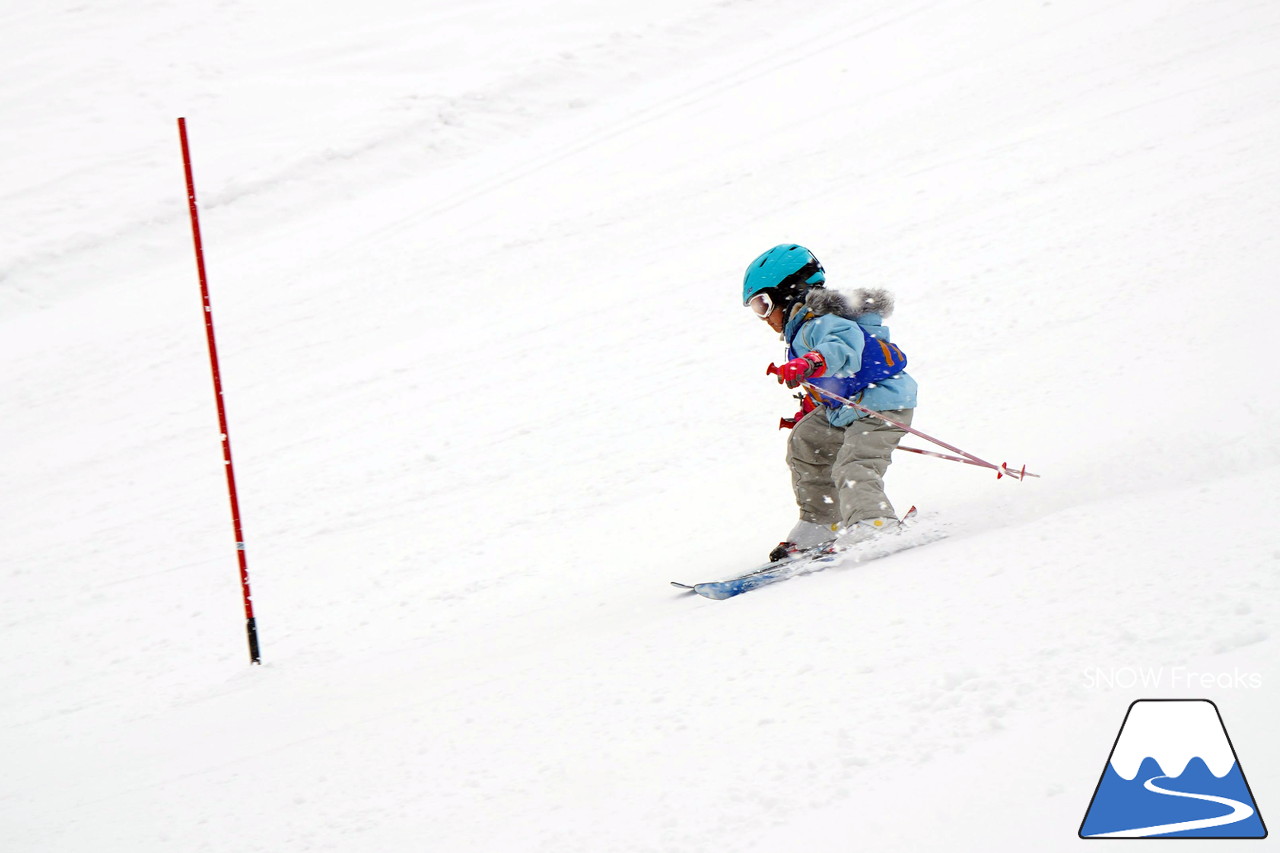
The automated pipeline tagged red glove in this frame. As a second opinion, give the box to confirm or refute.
[774,351,826,388]
[778,395,818,430]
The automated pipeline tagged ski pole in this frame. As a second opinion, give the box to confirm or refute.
[896,445,995,469]
[892,444,1033,483]
[766,364,1038,480]
[808,379,1038,480]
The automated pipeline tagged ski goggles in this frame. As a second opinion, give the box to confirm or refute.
[747,291,775,319]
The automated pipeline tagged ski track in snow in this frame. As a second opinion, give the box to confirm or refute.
[2,0,1279,851]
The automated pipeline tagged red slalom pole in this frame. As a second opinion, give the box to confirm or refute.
[178,118,261,664]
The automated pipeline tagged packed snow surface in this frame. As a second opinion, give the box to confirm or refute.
[2,1,1278,850]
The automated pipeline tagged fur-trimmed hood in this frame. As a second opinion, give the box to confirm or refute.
[803,286,895,320]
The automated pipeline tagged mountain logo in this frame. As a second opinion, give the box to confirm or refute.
[1080,699,1267,838]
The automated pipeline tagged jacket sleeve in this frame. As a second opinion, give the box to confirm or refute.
[796,316,864,376]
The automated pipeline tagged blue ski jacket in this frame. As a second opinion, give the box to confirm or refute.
[782,288,918,428]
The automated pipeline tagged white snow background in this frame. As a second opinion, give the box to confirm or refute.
[2,0,1278,850]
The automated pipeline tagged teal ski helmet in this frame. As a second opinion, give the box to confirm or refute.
[742,244,825,307]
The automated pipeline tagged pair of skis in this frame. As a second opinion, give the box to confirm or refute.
[671,509,945,600]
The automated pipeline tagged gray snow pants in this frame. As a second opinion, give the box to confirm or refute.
[787,407,914,530]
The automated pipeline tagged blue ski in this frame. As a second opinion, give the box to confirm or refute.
[671,514,944,600]
[670,547,841,599]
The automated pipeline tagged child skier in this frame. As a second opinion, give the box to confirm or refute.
[742,244,918,561]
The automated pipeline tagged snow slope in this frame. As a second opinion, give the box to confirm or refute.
[2,1,1278,850]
